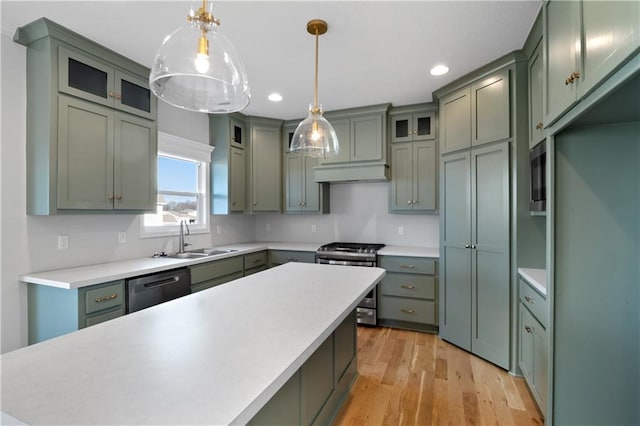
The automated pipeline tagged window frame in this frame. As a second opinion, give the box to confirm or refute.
[139,132,213,239]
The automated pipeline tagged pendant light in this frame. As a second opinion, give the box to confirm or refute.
[290,19,339,158]
[149,0,250,113]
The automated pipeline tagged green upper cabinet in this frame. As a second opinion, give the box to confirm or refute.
[247,117,282,213]
[544,0,640,125]
[58,46,155,120]
[389,141,437,212]
[439,69,510,155]
[282,123,329,214]
[528,40,545,148]
[391,111,435,143]
[14,18,157,215]
[210,113,246,214]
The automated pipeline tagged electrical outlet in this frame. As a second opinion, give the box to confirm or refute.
[398,226,405,236]
[57,235,69,250]
[311,224,317,233]
[266,223,271,232]
[216,225,222,234]
[118,232,127,244]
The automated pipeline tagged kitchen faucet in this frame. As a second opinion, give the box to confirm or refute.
[178,220,191,253]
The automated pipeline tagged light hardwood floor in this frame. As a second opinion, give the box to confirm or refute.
[333,326,544,425]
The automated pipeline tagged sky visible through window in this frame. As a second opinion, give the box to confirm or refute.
[158,156,197,195]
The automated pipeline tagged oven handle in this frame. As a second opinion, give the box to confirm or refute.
[317,259,375,267]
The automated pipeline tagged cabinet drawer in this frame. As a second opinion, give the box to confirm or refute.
[269,250,316,265]
[379,297,436,325]
[244,265,268,277]
[191,271,244,293]
[244,251,267,270]
[190,256,243,284]
[519,278,548,327]
[85,307,124,327]
[381,273,435,300]
[85,281,124,314]
[379,256,436,275]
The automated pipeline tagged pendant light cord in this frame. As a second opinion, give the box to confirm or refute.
[313,26,319,113]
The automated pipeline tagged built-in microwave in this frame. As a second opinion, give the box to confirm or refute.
[530,141,546,212]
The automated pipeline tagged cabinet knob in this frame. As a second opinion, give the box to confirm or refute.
[115,93,122,100]
[115,195,122,200]
[465,244,471,248]
[525,325,532,334]
[412,200,417,204]
[108,195,114,200]
[535,122,543,130]
[108,91,116,98]
[400,309,415,314]
[407,200,412,205]
[253,202,257,206]
[471,244,477,249]
[524,296,535,304]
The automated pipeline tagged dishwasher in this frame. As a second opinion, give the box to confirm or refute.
[126,267,191,313]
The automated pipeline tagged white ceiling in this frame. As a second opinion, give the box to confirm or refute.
[1,1,541,120]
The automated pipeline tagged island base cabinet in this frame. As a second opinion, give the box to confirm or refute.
[249,311,358,426]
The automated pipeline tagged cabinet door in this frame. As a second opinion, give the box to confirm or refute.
[439,151,472,351]
[113,113,157,211]
[57,95,114,210]
[114,70,155,120]
[301,336,334,424]
[528,41,545,147]
[351,114,383,162]
[229,146,245,212]
[471,69,510,146]
[390,143,412,211]
[413,141,437,210]
[58,46,114,108]
[391,113,413,143]
[302,156,320,211]
[250,124,281,211]
[320,117,350,164]
[533,318,548,410]
[440,88,471,154]
[544,0,581,123]
[285,154,303,212]
[413,111,435,141]
[470,142,510,370]
[580,1,640,98]
[519,304,534,384]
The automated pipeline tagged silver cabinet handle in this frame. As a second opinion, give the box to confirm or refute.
[401,309,415,314]
[401,285,415,289]
[407,200,412,204]
[95,293,118,303]
[525,325,532,333]
[471,245,477,249]
[465,244,471,248]
[524,296,535,304]
[399,264,415,269]
[253,202,257,206]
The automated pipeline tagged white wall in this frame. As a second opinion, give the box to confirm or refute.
[255,182,440,247]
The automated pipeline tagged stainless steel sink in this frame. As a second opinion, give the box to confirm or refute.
[167,248,238,259]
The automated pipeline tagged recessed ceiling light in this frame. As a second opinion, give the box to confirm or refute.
[268,93,283,102]
[430,65,449,76]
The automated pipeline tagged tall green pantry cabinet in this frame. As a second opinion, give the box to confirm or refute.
[435,53,530,371]
[14,18,157,215]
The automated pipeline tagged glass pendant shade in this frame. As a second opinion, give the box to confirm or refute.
[149,2,250,113]
[290,105,339,158]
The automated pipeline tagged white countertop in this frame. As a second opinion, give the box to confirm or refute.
[518,267,547,296]
[20,242,438,289]
[2,263,385,425]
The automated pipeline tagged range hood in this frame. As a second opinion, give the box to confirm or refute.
[313,162,389,183]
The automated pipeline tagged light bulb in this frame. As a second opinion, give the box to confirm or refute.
[311,129,321,141]
[194,52,210,74]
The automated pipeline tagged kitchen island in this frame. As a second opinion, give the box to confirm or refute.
[2,263,385,425]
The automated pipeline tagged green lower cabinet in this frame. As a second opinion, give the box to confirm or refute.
[244,251,268,276]
[28,280,125,344]
[249,311,357,426]
[518,302,547,412]
[269,250,316,267]
[189,256,244,293]
[378,256,438,332]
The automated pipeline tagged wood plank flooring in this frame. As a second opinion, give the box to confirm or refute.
[333,326,544,425]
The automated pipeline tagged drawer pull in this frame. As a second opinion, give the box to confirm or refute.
[400,285,415,289]
[525,325,532,334]
[95,293,118,303]
[399,264,415,269]
[401,308,415,314]
[253,259,262,264]
[287,258,299,262]
[524,296,535,304]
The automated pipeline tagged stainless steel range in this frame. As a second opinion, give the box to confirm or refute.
[317,242,385,326]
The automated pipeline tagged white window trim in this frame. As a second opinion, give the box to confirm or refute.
[139,132,214,239]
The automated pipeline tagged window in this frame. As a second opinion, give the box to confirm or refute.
[140,132,213,238]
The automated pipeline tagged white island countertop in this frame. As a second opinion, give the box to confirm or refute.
[2,263,385,425]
